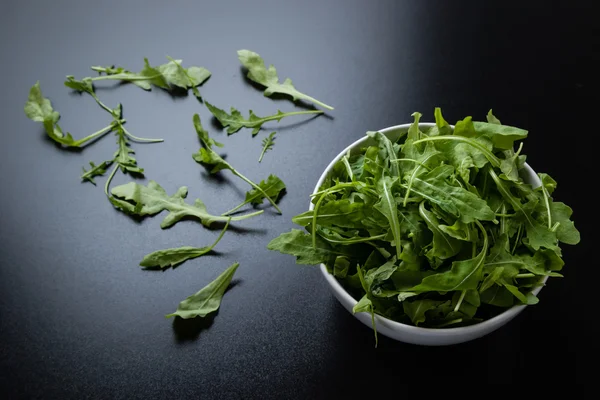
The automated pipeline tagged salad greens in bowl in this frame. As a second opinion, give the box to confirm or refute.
[269,109,579,346]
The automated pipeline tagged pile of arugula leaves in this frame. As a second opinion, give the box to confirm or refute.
[24,50,333,321]
[268,109,579,331]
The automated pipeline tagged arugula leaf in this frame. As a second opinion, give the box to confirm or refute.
[191,114,283,214]
[73,57,210,95]
[110,180,263,228]
[373,176,402,258]
[259,132,276,162]
[166,262,239,319]
[223,174,286,216]
[205,101,323,136]
[407,165,496,223]
[267,229,351,265]
[81,161,113,185]
[139,219,230,269]
[292,199,365,228]
[418,201,462,262]
[407,222,489,292]
[237,49,334,110]
[403,299,444,326]
[25,82,119,147]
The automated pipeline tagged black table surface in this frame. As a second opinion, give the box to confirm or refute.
[1,0,596,397]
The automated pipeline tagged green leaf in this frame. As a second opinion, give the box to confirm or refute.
[81,160,113,185]
[224,174,286,215]
[373,176,402,258]
[258,132,276,162]
[25,82,74,146]
[111,180,262,228]
[162,57,211,99]
[479,266,505,293]
[367,131,400,177]
[237,49,334,110]
[25,82,119,147]
[454,114,528,150]
[419,201,462,261]
[166,262,239,319]
[407,224,488,292]
[292,199,365,228]
[205,101,322,136]
[139,219,230,269]
[480,284,513,307]
[85,57,209,94]
[267,229,352,265]
[114,127,144,174]
[403,299,443,326]
[409,165,496,223]
[407,112,422,141]
[486,109,502,124]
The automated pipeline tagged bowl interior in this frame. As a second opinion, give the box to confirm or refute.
[312,123,545,338]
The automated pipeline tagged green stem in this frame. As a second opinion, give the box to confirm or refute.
[257,110,324,126]
[104,164,119,197]
[318,232,386,245]
[515,273,535,279]
[540,183,552,229]
[222,201,249,216]
[512,224,523,254]
[120,124,164,143]
[90,74,162,82]
[312,186,344,248]
[340,155,353,180]
[231,170,282,214]
[413,136,501,168]
[72,123,120,147]
[390,158,432,171]
[454,290,467,313]
[436,318,463,328]
[297,93,334,111]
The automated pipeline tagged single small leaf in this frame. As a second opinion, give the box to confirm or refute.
[419,201,462,261]
[166,262,239,319]
[114,127,144,174]
[24,82,77,146]
[243,174,286,206]
[205,101,322,136]
[111,180,262,228]
[403,299,443,326]
[237,49,334,110]
[139,219,230,269]
[267,229,353,265]
[293,199,364,228]
[81,160,113,185]
[258,132,276,162]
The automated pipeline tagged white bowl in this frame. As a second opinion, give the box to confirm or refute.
[312,123,545,346]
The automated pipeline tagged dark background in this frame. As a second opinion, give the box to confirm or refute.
[0,0,596,397]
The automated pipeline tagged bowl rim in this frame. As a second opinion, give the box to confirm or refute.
[312,122,547,335]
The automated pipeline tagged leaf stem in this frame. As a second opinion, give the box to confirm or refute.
[515,273,535,279]
[260,109,324,125]
[454,290,467,313]
[297,93,334,111]
[72,123,120,147]
[104,164,119,197]
[231,171,282,214]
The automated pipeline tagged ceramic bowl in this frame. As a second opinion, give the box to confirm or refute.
[312,123,545,346]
